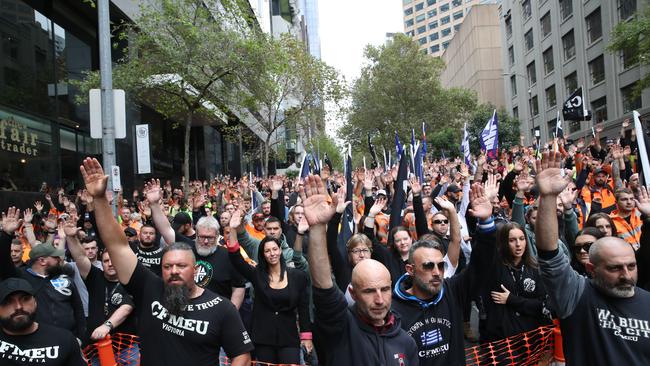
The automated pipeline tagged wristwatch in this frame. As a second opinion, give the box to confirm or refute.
[103,320,114,330]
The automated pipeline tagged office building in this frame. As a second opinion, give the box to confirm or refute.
[500,0,649,144]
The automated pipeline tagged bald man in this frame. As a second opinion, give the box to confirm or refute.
[535,152,650,365]
[301,175,419,366]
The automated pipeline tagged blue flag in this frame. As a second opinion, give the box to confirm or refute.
[411,128,416,156]
[480,109,499,160]
[310,146,320,175]
[300,153,311,179]
[395,131,403,158]
[421,122,427,157]
[461,123,471,166]
[414,143,424,183]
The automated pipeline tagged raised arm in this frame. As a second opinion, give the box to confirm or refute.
[436,197,461,268]
[62,215,91,279]
[0,207,21,279]
[143,179,176,245]
[80,158,137,285]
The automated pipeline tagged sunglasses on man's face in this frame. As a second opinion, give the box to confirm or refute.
[573,241,594,253]
[433,219,449,225]
[421,261,445,272]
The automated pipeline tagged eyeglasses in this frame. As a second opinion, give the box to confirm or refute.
[198,235,217,242]
[573,241,593,253]
[433,219,449,225]
[421,261,445,272]
[349,248,371,255]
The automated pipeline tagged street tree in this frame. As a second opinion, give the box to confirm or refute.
[466,104,521,155]
[608,5,650,98]
[339,33,477,155]
[74,0,265,192]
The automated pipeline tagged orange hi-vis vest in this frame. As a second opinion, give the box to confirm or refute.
[582,181,616,213]
[375,213,390,245]
[610,209,642,250]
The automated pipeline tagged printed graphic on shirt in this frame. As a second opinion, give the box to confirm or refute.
[194,260,213,287]
[393,353,406,366]
[523,278,536,293]
[407,316,451,359]
[0,341,59,362]
[111,293,124,306]
[50,275,72,296]
[151,301,211,337]
[420,329,442,346]
[597,308,650,342]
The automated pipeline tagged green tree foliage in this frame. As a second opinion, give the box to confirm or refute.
[74,0,266,191]
[608,6,650,98]
[340,33,477,156]
[466,104,521,156]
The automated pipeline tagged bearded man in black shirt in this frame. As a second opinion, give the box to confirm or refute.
[0,278,85,365]
[80,158,253,366]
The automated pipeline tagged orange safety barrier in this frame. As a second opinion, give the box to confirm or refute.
[86,324,566,366]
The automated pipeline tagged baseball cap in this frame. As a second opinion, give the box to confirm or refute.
[376,189,387,197]
[594,168,607,175]
[252,213,265,221]
[447,184,461,193]
[124,227,137,237]
[29,243,65,260]
[0,278,34,303]
[171,212,192,231]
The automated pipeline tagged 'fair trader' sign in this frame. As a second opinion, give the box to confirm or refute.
[0,117,39,157]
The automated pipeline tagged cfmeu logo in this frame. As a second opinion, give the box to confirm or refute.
[393,353,406,366]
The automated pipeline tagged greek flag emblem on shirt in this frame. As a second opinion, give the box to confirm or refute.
[421,329,443,346]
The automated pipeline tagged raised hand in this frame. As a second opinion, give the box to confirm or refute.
[34,200,44,213]
[270,177,284,192]
[483,173,500,200]
[434,196,455,213]
[229,209,244,229]
[369,196,387,216]
[334,184,351,214]
[515,172,535,193]
[635,186,650,216]
[409,176,422,196]
[1,207,22,235]
[622,118,630,128]
[297,216,309,234]
[300,175,338,226]
[143,179,162,205]
[23,208,33,224]
[558,186,578,210]
[62,215,81,238]
[363,171,373,191]
[468,183,492,220]
[80,158,108,198]
[535,151,572,196]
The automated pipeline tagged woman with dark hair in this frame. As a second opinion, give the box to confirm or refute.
[585,212,617,237]
[571,227,604,277]
[226,213,311,365]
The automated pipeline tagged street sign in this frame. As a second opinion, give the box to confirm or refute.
[89,89,126,139]
[111,165,122,192]
[135,124,152,174]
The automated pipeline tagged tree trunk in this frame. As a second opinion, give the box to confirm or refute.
[263,138,270,177]
[183,112,193,194]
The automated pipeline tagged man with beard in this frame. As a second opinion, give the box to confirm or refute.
[80,158,253,366]
[0,208,85,339]
[130,224,163,276]
[0,278,85,365]
[610,188,642,250]
[192,216,245,309]
[581,167,618,214]
[535,151,650,365]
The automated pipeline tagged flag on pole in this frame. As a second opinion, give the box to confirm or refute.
[555,111,564,139]
[310,146,320,175]
[338,144,355,259]
[299,153,311,179]
[368,133,379,169]
[395,131,403,158]
[562,87,592,121]
[414,142,424,183]
[323,153,332,172]
[389,149,409,231]
[633,111,650,185]
[382,146,388,171]
[421,122,427,157]
[480,109,499,160]
[411,128,416,156]
[461,123,471,166]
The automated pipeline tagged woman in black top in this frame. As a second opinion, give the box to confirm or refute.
[226,213,311,365]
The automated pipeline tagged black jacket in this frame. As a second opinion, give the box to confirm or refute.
[313,285,419,366]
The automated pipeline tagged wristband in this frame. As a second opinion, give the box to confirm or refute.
[103,320,114,330]
[226,239,240,253]
[296,232,305,236]
[300,332,313,340]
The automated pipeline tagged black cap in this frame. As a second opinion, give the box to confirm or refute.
[171,212,192,231]
[447,184,461,193]
[0,278,34,303]
[124,227,137,237]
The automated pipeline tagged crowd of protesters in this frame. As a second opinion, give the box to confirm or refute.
[0,120,649,365]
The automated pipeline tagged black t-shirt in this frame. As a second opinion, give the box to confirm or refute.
[132,242,163,276]
[194,246,246,299]
[175,231,195,246]
[0,323,85,365]
[84,266,136,340]
[125,262,253,366]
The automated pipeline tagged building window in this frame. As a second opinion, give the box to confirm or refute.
[527,61,537,85]
[454,24,461,32]
[586,8,602,44]
[621,47,639,69]
[404,7,414,16]
[522,0,532,19]
[622,83,642,113]
[543,47,555,74]
[453,11,463,20]
[545,85,556,109]
[562,30,575,61]
[513,106,519,119]
[548,119,558,139]
[404,0,413,4]
[442,41,450,49]
[427,0,436,5]
[429,21,438,29]
[415,2,424,11]
[588,55,605,85]
[508,46,515,66]
[525,29,534,51]
[418,37,427,45]
[618,0,636,20]
[417,25,427,34]
[565,72,578,95]
[416,14,426,22]
[427,9,437,17]
[406,30,415,37]
[569,120,580,133]
[430,44,440,53]
[430,32,439,41]
[441,27,451,37]
[441,15,451,25]
[529,95,539,116]
[559,0,573,20]
[452,0,462,6]
[510,76,518,97]
[505,16,512,39]
[541,12,551,37]
[591,97,607,123]
[440,3,450,12]
[405,19,414,27]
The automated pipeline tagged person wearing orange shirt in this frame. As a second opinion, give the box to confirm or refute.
[610,188,642,250]
[245,213,266,240]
